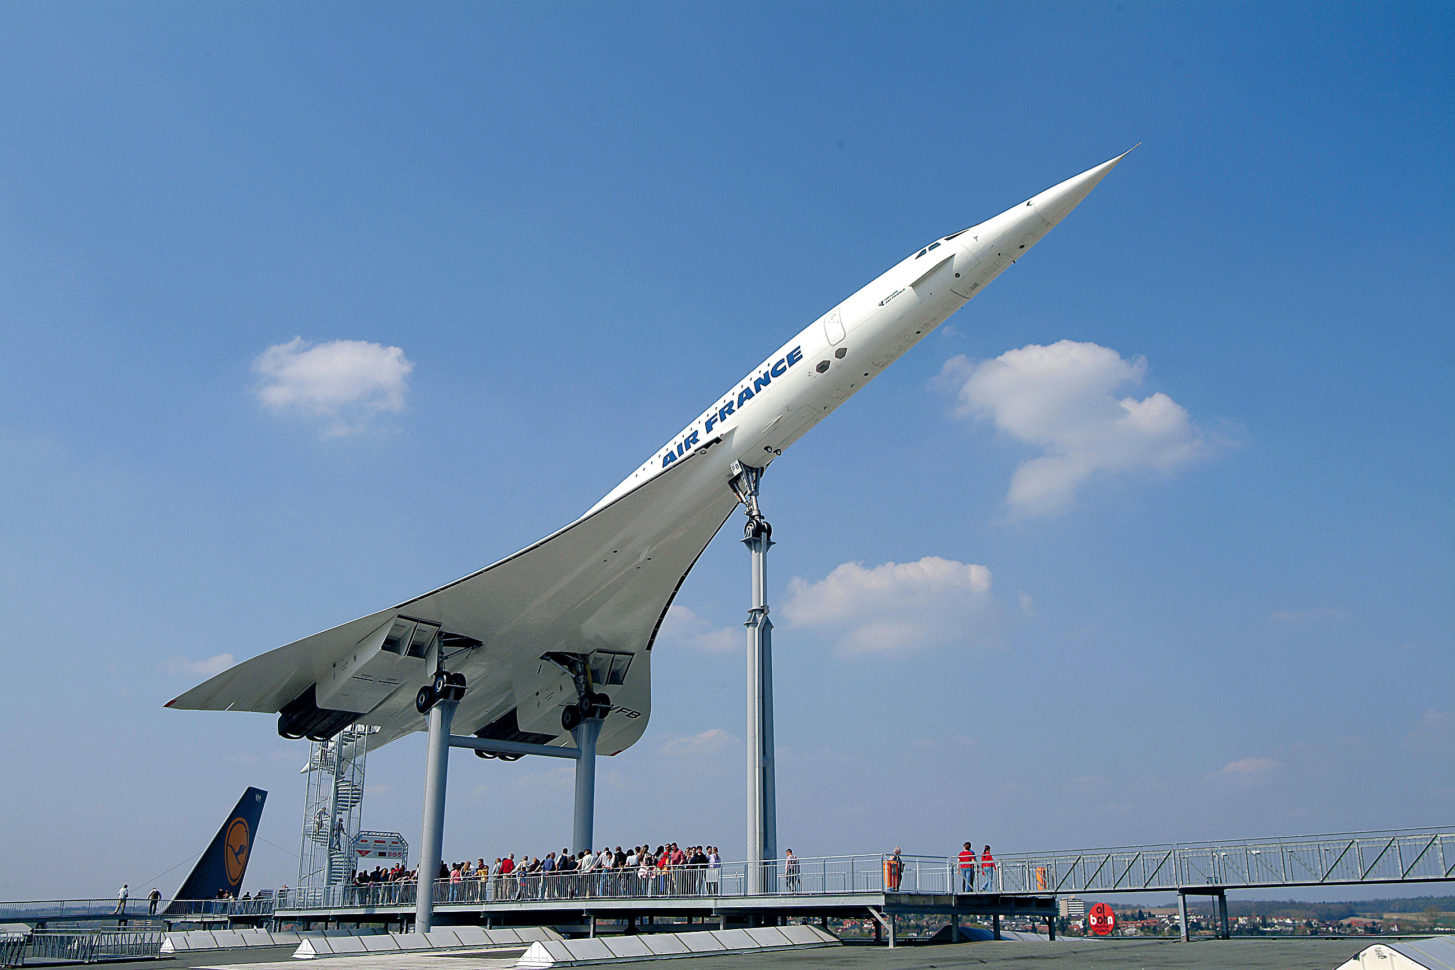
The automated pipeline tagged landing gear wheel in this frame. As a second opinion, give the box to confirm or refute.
[432,670,450,696]
[497,753,523,762]
[474,749,496,760]
[588,692,612,719]
[416,685,437,714]
[561,705,582,732]
[446,671,467,701]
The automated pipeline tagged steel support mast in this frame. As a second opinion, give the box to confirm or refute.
[731,461,777,894]
[412,665,467,932]
[414,697,455,932]
[571,716,602,854]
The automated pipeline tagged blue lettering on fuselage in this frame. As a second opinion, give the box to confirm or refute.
[660,345,804,468]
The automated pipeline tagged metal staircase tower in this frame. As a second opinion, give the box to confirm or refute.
[298,725,374,890]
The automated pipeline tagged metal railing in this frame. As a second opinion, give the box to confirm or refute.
[274,852,958,911]
[3,826,1449,924]
[0,899,167,922]
[0,895,269,923]
[6,930,164,965]
[164,895,276,919]
[989,828,1455,894]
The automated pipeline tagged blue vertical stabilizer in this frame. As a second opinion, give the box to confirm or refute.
[166,787,267,908]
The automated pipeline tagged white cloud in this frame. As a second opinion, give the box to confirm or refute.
[164,653,234,677]
[656,605,738,654]
[782,556,995,658]
[660,728,736,758]
[1403,710,1455,758]
[939,341,1208,517]
[1210,756,1279,778]
[253,337,414,436]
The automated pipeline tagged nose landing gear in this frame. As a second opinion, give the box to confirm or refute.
[729,460,771,541]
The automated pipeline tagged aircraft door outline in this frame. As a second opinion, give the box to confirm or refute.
[822,308,845,345]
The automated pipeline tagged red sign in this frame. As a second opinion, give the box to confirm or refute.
[1088,902,1116,936]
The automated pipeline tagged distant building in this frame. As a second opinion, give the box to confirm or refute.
[1059,896,1086,919]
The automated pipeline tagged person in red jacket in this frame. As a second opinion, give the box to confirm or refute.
[958,842,977,892]
[980,845,995,892]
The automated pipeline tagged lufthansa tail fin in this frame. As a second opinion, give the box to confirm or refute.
[165,787,267,910]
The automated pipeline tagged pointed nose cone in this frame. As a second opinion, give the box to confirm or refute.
[1029,145,1138,229]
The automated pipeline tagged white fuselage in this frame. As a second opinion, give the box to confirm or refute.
[165,151,1130,756]
[587,151,1128,518]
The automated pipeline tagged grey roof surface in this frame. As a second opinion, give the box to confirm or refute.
[105,936,1379,970]
[598,938,1373,969]
[1384,936,1455,968]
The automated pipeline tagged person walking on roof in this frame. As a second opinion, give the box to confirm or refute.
[886,849,903,891]
[980,845,995,893]
[958,842,976,892]
[114,884,128,914]
[147,887,160,915]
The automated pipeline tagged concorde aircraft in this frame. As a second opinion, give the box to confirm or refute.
[168,150,1133,757]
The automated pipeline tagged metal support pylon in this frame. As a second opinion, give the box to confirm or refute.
[547,651,612,856]
[731,461,777,895]
[571,716,603,854]
[413,663,467,933]
[414,697,455,933]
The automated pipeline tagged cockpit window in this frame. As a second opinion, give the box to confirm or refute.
[943,228,970,241]
[928,241,940,252]
[915,248,928,258]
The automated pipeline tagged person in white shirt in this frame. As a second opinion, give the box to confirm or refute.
[707,847,722,893]
[577,850,594,898]
[597,847,614,895]
[638,852,653,896]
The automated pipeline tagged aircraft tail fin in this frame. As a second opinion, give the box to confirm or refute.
[165,787,267,910]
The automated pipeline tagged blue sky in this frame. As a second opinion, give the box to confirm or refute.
[1,2,1450,900]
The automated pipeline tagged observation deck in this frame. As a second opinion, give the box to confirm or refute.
[4,827,1449,947]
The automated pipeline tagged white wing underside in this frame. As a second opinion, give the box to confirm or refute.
[168,439,740,755]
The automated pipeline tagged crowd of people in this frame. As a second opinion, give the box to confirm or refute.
[350,844,725,902]
[343,842,996,901]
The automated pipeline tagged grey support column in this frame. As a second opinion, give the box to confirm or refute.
[414,697,457,933]
[731,461,778,897]
[1177,891,1189,942]
[744,523,777,895]
[571,716,602,854]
